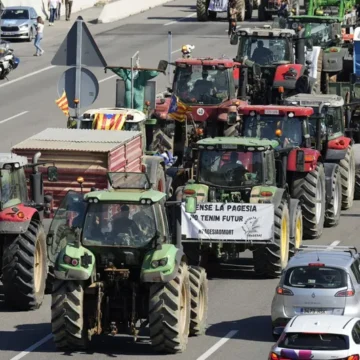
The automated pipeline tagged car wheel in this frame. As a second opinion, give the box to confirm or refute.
[28,28,34,42]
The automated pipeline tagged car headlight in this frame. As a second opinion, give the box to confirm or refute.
[20,24,29,29]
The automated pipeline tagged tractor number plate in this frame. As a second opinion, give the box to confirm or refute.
[264,109,279,115]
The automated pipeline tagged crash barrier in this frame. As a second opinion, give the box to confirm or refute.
[97,0,175,24]
[2,0,97,20]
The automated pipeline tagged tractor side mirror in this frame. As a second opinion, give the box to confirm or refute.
[185,196,197,213]
[158,60,168,73]
[44,194,53,203]
[305,38,313,51]
[47,166,58,182]
[230,33,238,45]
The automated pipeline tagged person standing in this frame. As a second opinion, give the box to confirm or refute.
[34,16,44,56]
[65,0,73,21]
[48,0,57,25]
[56,0,63,20]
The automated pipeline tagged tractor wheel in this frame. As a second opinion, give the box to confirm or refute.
[292,164,326,239]
[339,145,355,210]
[253,199,290,278]
[51,280,88,350]
[197,0,209,21]
[188,266,208,336]
[258,2,266,20]
[149,262,191,353]
[289,201,303,258]
[2,219,47,310]
[245,0,253,20]
[321,72,329,94]
[355,172,360,200]
[236,0,246,21]
[324,164,342,228]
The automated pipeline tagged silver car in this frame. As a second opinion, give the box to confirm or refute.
[271,245,360,336]
[0,6,38,42]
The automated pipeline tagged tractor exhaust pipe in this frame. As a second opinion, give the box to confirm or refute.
[30,151,44,219]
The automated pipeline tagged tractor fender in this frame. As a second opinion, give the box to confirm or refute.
[273,64,304,90]
[324,163,340,204]
[287,148,322,172]
[325,137,352,161]
[289,198,300,241]
[0,204,39,234]
[143,155,166,189]
[141,244,185,283]
[325,148,349,162]
[53,243,95,281]
[322,50,344,73]
[272,188,287,210]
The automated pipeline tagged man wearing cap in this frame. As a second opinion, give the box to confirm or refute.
[193,70,216,99]
[251,40,273,65]
[112,205,142,239]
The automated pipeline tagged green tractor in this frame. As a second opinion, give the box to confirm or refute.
[178,137,303,278]
[46,172,208,353]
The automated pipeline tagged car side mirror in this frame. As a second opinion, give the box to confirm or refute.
[230,33,238,45]
[47,166,58,182]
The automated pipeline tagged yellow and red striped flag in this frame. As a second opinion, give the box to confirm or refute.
[167,94,192,122]
[92,113,126,130]
[55,91,69,117]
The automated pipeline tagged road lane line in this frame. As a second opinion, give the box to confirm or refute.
[327,240,341,249]
[164,12,197,26]
[99,48,182,84]
[9,333,53,360]
[0,111,29,125]
[0,66,56,89]
[196,330,239,360]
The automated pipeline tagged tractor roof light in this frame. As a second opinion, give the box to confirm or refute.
[291,101,298,105]
[140,199,153,205]
[250,111,256,116]
[278,86,284,93]
[288,112,295,118]
[240,31,248,36]
[275,129,283,137]
[77,176,84,184]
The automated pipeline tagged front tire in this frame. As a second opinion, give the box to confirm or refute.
[339,145,355,210]
[289,201,303,258]
[324,164,342,227]
[51,280,88,350]
[2,219,47,310]
[253,199,290,278]
[236,0,246,21]
[197,0,209,21]
[149,262,191,353]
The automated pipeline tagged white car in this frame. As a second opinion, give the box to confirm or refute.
[269,314,360,360]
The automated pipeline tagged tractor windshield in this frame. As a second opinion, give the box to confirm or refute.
[198,149,263,188]
[243,115,304,149]
[173,65,230,105]
[0,168,27,210]
[238,37,291,65]
[308,106,343,138]
[82,202,157,247]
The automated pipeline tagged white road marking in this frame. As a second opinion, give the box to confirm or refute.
[326,240,341,249]
[99,49,182,84]
[9,333,53,360]
[164,12,197,26]
[196,330,239,360]
[0,111,29,125]
[0,66,55,88]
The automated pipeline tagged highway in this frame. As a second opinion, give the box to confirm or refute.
[0,1,360,359]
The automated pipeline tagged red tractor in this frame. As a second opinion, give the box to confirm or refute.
[0,152,57,310]
[155,57,246,159]
[239,104,343,240]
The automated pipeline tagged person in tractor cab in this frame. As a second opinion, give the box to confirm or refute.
[192,70,216,99]
[220,152,248,182]
[155,145,178,167]
[112,205,142,240]
[251,41,274,65]
[214,72,229,101]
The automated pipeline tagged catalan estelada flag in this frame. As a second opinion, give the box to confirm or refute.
[55,91,69,117]
[92,113,126,130]
[167,94,191,122]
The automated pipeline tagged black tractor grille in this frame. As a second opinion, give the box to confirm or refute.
[1,26,19,31]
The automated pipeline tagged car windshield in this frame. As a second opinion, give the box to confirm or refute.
[278,332,349,350]
[243,115,303,148]
[198,150,263,188]
[173,65,229,105]
[82,202,157,247]
[2,9,29,19]
[239,37,291,65]
[284,266,347,289]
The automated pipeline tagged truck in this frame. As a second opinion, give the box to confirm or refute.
[239,103,344,239]
[0,152,56,310]
[11,129,169,213]
[47,172,208,353]
[178,136,303,278]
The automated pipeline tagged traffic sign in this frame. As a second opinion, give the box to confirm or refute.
[58,67,99,109]
[51,16,107,67]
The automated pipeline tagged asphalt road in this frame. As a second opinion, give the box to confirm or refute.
[0,1,360,360]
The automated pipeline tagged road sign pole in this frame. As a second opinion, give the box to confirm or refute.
[75,18,83,127]
[168,31,172,85]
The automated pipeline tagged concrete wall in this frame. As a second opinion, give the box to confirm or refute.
[2,0,97,20]
[97,0,175,24]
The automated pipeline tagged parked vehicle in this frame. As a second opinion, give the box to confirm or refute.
[0,40,19,79]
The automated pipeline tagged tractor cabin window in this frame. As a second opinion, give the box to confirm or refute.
[0,168,23,209]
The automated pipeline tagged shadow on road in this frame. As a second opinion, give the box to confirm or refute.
[206,315,274,343]
[341,213,360,217]
[147,16,197,21]
[162,4,196,8]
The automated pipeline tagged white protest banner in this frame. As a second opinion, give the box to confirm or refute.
[181,202,274,242]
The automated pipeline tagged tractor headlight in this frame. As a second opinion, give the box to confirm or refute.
[151,257,168,268]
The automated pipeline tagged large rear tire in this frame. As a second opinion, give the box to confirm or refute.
[355,171,360,200]
[197,0,209,21]
[245,0,253,20]
[149,262,191,353]
[2,219,47,310]
[51,280,88,350]
[253,199,290,278]
[236,0,246,21]
[339,145,355,210]
[324,164,342,227]
[291,164,326,239]
[189,266,208,336]
[289,201,303,258]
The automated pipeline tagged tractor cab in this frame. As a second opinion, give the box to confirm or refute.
[284,93,346,148]
[190,137,278,202]
[239,105,314,151]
